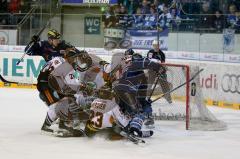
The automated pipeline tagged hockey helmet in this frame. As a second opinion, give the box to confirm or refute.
[66,50,92,72]
[124,48,134,56]
[152,39,159,46]
[131,53,143,61]
[47,29,61,39]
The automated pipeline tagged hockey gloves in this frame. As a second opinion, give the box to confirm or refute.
[31,35,40,43]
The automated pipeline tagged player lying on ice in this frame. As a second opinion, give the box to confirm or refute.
[83,85,153,140]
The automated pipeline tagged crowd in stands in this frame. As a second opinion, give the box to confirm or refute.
[0,0,35,26]
[1,0,239,33]
[103,0,240,33]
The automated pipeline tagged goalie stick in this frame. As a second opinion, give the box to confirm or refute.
[151,68,204,103]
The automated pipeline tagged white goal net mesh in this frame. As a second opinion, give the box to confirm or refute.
[149,64,227,131]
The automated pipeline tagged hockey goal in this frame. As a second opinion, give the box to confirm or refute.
[149,63,227,131]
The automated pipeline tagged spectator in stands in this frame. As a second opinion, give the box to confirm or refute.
[0,0,9,26]
[141,0,150,14]
[169,1,181,30]
[103,6,118,28]
[212,10,226,33]
[0,18,7,26]
[235,11,240,31]
[114,4,121,15]
[153,0,159,7]
[228,0,240,10]
[119,0,140,14]
[0,0,8,13]
[158,5,172,31]
[8,0,21,25]
[129,0,141,14]
[8,0,21,13]
[198,1,213,30]
[20,0,31,13]
[117,5,131,29]
[131,7,144,29]
[143,6,157,29]
[155,0,165,14]
[227,4,238,29]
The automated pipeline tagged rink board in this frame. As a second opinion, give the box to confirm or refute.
[0,49,240,110]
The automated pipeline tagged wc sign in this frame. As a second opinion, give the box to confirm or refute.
[84,17,101,34]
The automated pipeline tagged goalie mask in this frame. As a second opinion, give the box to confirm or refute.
[66,50,92,72]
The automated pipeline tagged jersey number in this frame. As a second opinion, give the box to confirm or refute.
[89,111,103,128]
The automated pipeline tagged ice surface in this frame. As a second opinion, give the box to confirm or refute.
[0,88,240,159]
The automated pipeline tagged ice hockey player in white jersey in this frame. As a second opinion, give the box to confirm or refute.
[83,86,130,137]
[83,86,153,140]
[40,49,95,136]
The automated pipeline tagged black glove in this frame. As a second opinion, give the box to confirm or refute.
[31,35,40,43]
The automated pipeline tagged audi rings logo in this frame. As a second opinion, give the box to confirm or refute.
[221,74,240,94]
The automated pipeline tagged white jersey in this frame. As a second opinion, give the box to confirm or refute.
[42,57,82,85]
[46,56,106,95]
[46,57,85,94]
[89,98,131,130]
[41,57,65,73]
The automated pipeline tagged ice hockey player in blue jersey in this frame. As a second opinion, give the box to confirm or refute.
[25,29,76,62]
[113,48,166,136]
[25,29,82,106]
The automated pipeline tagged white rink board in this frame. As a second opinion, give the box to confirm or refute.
[0,49,239,108]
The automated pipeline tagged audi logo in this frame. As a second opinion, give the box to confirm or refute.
[221,74,240,94]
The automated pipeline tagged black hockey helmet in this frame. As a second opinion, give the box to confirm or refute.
[124,48,134,56]
[131,53,143,61]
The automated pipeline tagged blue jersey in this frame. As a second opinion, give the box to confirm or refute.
[121,58,162,86]
[114,58,161,115]
[25,40,72,62]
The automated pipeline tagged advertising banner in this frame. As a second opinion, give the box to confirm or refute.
[171,60,240,109]
[104,29,169,51]
[126,29,169,50]
[0,51,239,109]
[0,52,45,84]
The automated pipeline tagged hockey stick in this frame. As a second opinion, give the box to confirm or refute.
[16,20,51,65]
[0,74,36,86]
[151,68,204,103]
[147,72,161,100]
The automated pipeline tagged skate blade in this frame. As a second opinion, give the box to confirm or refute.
[144,125,155,129]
